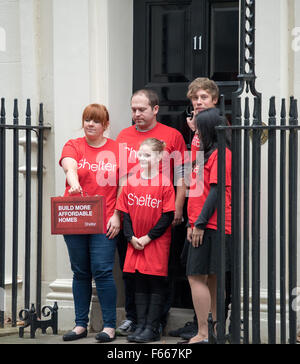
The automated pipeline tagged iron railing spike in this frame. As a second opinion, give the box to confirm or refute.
[280,99,286,119]
[39,103,44,126]
[13,99,19,119]
[1,98,5,118]
[269,96,276,118]
[26,99,31,118]
[289,97,295,118]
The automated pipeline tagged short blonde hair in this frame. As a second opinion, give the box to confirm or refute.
[187,78,219,101]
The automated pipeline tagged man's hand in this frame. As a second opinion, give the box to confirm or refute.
[172,207,183,226]
[172,183,186,226]
[186,112,196,132]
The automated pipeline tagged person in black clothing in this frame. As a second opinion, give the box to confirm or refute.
[179,108,232,344]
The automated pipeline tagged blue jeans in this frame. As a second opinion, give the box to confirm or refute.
[64,234,117,329]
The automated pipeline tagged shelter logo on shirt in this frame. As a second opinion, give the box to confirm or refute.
[127,192,162,209]
[192,134,201,149]
[125,146,138,162]
[78,158,117,172]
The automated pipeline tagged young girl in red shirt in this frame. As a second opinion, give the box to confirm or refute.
[116,138,175,343]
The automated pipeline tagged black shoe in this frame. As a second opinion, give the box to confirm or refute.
[168,321,197,337]
[134,293,163,343]
[95,331,116,343]
[127,327,145,342]
[127,293,150,342]
[62,329,88,341]
[180,324,198,340]
[134,326,160,343]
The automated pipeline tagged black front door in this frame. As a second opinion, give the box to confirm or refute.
[133,0,239,309]
[133,0,239,146]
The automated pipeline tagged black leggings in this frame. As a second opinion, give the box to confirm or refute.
[135,271,166,296]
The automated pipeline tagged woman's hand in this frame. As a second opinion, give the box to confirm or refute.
[68,183,83,195]
[130,236,144,250]
[106,211,121,239]
[191,227,204,248]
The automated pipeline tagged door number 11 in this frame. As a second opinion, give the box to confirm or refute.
[193,36,202,50]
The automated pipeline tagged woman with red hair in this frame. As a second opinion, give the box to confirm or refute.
[59,104,120,343]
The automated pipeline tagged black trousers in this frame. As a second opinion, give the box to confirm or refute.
[135,271,166,295]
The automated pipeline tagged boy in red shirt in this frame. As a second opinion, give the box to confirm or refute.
[186,78,219,164]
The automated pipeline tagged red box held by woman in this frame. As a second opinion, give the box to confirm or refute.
[51,195,106,235]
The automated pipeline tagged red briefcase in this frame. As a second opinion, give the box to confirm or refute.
[51,195,106,235]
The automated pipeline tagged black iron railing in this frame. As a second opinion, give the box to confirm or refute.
[213,95,299,345]
[0,98,57,337]
[210,0,299,344]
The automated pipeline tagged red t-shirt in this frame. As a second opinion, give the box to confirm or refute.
[59,137,119,226]
[187,148,232,234]
[116,122,188,181]
[116,173,175,276]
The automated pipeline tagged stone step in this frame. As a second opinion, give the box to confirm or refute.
[90,306,194,334]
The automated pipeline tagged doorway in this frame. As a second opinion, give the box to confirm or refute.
[133,0,239,308]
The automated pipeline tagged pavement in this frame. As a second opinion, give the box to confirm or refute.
[0,328,203,362]
[0,308,195,347]
[0,328,181,345]
[1,307,196,345]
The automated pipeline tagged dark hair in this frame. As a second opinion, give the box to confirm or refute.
[131,89,159,109]
[196,108,230,155]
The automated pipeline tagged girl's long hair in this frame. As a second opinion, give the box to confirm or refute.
[196,108,231,163]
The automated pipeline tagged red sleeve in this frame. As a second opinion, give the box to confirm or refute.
[162,185,176,213]
[209,152,218,185]
[225,149,232,187]
[59,139,80,166]
[116,185,129,214]
[209,149,232,187]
